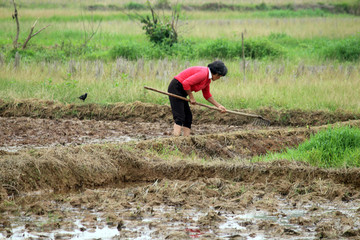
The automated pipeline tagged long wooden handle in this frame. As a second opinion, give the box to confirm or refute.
[144,86,263,119]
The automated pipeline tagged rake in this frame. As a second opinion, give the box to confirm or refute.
[144,86,271,126]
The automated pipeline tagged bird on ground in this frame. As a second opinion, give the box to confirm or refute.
[79,93,87,101]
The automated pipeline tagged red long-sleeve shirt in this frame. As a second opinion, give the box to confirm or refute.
[174,66,212,100]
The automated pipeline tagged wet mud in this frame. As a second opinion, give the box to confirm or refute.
[1,100,360,239]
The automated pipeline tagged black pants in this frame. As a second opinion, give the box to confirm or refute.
[168,78,192,129]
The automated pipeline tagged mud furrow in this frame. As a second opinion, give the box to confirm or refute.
[1,131,360,197]
[1,99,359,126]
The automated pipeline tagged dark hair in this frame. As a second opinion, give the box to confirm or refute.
[208,60,228,76]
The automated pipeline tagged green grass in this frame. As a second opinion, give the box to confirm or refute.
[254,126,360,168]
[1,57,359,112]
[1,34,359,62]
[0,2,360,112]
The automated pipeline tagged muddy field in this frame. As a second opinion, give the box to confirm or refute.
[1,100,360,239]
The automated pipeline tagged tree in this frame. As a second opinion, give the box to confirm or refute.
[11,0,51,50]
[80,7,103,48]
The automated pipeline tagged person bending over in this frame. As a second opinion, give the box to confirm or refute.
[168,60,228,136]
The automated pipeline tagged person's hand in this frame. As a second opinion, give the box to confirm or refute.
[189,97,196,105]
[218,105,226,113]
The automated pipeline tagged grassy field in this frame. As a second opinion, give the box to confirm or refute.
[0,0,360,112]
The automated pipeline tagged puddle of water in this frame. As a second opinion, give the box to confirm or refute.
[1,199,359,240]
[0,207,309,240]
[3,221,120,240]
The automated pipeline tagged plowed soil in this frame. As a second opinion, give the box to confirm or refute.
[1,100,360,239]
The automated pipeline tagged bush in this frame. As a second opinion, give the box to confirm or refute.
[256,3,268,10]
[124,2,146,10]
[333,3,351,13]
[7,49,34,60]
[170,40,196,59]
[109,42,142,60]
[132,1,180,46]
[240,38,283,59]
[141,17,177,46]
[322,36,360,61]
[199,39,233,58]
[198,38,283,59]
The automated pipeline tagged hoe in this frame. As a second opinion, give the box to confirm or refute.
[144,86,271,126]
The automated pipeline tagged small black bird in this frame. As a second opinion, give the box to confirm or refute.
[79,93,87,101]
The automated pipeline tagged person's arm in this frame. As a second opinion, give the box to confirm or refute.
[186,90,196,104]
[207,96,226,113]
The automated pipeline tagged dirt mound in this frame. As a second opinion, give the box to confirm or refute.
[0,99,359,126]
[0,99,172,122]
[1,135,360,195]
[135,119,360,159]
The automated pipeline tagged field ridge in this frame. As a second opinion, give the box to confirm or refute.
[1,99,359,127]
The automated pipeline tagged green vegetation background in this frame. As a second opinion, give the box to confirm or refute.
[0,0,360,111]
